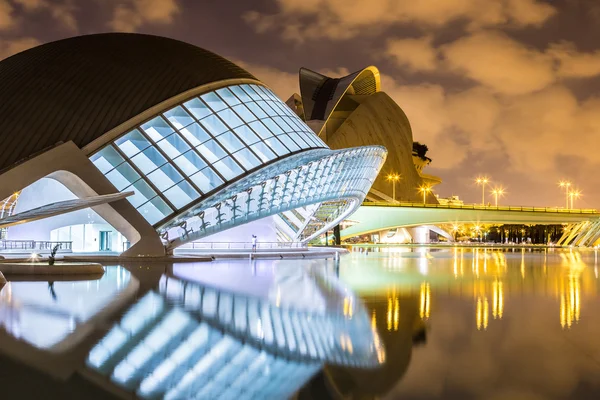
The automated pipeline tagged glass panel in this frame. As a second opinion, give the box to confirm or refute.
[200,114,229,136]
[217,109,244,129]
[106,162,141,191]
[262,87,279,101]
[138,196,172,224]
[156,133,191,159]
[232,104,257,123]
[246,102,268,119]
[173,150,209,177]
[241,85,263,101]
[124,179,156,208]
[164,181,199,209]
[115,130,151,158]
[249,121,273,140]
[265,137,290,156]
[262,118,284,135]
[230,85,251,103]
[90,146,124,174]
[178,122,211,146]
[164,106,195,129]
[190,168,224,193]
[252,84,268,96]
[183,97,212,120]
[130,146,167,174]
[250,142,276,163]
[252,85,271,100]
[213,157,243,180]
[298,131,318,148]
[141,116,174,142]
[277,134,301,152]
[272,101,291,116]
[289,116,307,131]
[196,139,227,163]
[232,148,261,170]
[257,100,278,116]
[233,125,260,146]
[201,92,227,112]
[147,164,183,191]
[288,131,309,149]
[273,116,293,133]
[215,131,244,152]
[216,87,241,106]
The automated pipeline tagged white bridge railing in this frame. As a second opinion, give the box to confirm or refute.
[363,201,598,214]
[176,241,305,250]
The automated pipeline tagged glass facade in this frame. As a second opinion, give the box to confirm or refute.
[164,146,387,247]
[90,84,327,225]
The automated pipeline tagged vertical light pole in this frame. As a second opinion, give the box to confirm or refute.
[419,185,432,204]
[569,190,581,210]
[491,187,505,207]
[559,181,571,209]
[387,173,401,203]
[476,177,490,206]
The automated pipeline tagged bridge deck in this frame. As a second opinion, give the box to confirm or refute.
[363,201,598,215]
[341,203,600,239]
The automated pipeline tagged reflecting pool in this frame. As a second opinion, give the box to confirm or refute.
[327,246,600,399]
[2,247,600,399]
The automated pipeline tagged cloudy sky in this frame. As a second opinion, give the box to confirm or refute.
[0,0,599,207]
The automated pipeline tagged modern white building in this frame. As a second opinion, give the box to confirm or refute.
[0,33,386,256]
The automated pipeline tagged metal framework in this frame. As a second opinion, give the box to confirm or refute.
[164,146,386,249]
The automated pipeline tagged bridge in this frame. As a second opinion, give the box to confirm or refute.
[341,202,600,245]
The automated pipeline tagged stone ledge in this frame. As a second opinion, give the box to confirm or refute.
[0,262,104,275]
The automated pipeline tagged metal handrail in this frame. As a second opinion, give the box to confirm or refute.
[363,201,599,214]
[0,240,72,250]
[177,241,305,250]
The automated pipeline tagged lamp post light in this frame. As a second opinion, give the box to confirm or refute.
[559,181,571,209]
[491,187,505,207]
[569,190,581,210]
[387,173,401,203]
[419,185,432,204]
[476,176,490,205]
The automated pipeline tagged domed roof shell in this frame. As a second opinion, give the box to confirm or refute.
[0,33,256,172]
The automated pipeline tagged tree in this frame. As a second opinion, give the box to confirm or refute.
[412,142,432,162]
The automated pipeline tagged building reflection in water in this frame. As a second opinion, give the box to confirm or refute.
[342,247,599,332]
[299,293,425,400]
[0,260,384,399]
[84,267,383,399]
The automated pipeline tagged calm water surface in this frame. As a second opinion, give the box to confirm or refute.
[332,246,600,400]
[1,246,600,399]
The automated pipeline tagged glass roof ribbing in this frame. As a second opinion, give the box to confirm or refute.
[90,84,328,225]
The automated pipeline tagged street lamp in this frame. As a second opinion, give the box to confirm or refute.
[569,189,581,210]
[419,185,432,204]
[387,173,401,202]
[476,176,490,205]
[491,187,505,207]
[559,181,571,209]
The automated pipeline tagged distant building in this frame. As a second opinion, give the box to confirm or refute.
[287,67,442,204]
